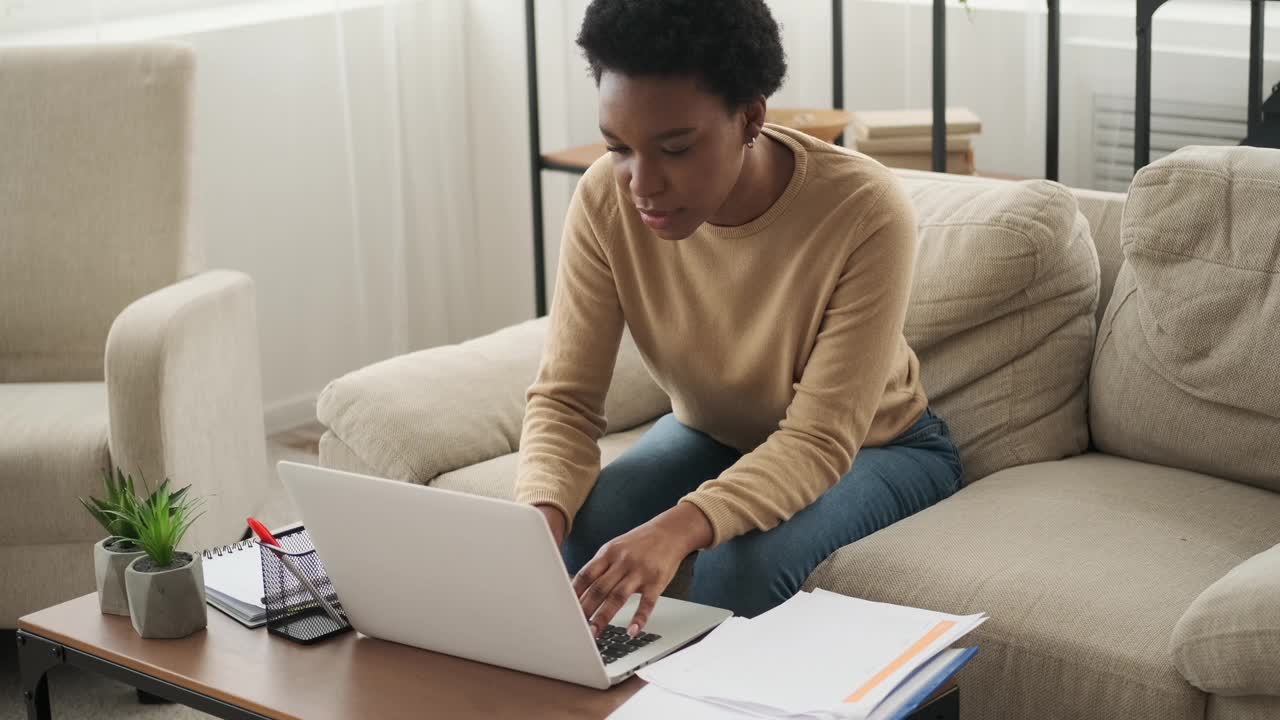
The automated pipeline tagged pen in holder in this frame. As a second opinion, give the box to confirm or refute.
[260,539,352,644]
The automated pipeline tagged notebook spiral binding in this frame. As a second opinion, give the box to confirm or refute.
[201,538,256,559]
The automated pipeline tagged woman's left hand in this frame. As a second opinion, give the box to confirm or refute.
[572,502,713,638]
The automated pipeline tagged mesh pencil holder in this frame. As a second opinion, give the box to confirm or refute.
[260,534,352,644]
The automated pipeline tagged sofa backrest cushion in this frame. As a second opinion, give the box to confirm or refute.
[316,319,670,482]
[1072,188,1126,328]
[891,169,1125,328]
[1090,145,1280,493]
[900,177,1100,481]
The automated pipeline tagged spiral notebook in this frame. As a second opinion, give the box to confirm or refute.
[200,521,306,629]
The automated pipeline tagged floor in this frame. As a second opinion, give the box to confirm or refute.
[0,424,325,720]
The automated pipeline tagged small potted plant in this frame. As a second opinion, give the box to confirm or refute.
[111,478,208,639]
[81,468,150,616]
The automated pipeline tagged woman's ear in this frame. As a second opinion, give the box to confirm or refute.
[741,96,767,144]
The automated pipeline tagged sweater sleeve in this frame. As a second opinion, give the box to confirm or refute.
[514,174,625,532]
[679,180,919,547]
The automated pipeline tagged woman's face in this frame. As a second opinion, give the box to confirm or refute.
[598,72,750,241]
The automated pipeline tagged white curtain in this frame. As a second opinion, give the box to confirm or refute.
[357,0,482,355]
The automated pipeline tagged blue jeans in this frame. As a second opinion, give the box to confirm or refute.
[563,408,963,618]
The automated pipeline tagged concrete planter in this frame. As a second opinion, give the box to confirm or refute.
[94,537,146,616]
[125,552,208,639]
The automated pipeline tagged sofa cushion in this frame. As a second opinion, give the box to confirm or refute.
[0,383,112,545]
[317,318,669,483]
[318,430,379,477]
[1091,146,1280,493]
[1073,187,1127,327]
[432,421,656,499]
[1171,542,1280,696]
[897,177,1099,481]
[891,169,1125,327]
[804,453,1280,720]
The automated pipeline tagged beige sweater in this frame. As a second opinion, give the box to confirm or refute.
[515,124,927,547]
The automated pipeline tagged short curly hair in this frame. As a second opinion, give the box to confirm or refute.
[576,0,787,109]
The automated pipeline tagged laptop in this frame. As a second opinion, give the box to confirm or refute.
[277,461,732,689]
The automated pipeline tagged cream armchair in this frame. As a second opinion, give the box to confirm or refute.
[0,44,268,627]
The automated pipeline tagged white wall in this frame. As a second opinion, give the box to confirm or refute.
[7,0,1275,431]
[183,11,379,430]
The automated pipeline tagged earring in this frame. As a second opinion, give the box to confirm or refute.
[746,136,756,149]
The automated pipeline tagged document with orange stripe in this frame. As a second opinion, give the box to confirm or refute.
[632,589,986,720]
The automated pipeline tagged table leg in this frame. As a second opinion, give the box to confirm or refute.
[137,688,176,704]
[16,629,271,720]
[16,630,61,720]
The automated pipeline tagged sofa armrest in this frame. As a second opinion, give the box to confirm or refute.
[1170,543,1280,696]
[105,270,268,550]
[316,317,669,483]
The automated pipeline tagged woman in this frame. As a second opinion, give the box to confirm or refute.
[515,0,963,639]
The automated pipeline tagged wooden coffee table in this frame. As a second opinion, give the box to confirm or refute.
[17,593,959,719]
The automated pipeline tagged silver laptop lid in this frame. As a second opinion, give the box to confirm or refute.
[277,461,612,689]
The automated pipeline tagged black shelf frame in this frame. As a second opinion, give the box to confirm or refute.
[931,0,1061,178]
[526,0,1062,316]
[1134,0,1276,172]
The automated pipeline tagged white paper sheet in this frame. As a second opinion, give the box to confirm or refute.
[613,648,973,720]
[608,685,771,719]
[637,590,986,719]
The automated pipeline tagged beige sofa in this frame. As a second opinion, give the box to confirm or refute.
[0,45,269,627]
[316,145,1280,720]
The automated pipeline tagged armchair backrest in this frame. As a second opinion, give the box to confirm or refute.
[0,43,197,382]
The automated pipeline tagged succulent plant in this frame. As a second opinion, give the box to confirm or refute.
[80,467,193,554]
[105,475,204,569]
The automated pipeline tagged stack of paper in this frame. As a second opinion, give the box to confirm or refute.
[611,589,986,720]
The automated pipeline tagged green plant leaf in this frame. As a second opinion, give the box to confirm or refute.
[106,472,205,568]
[78,497,110,532]
[81,467,138,539]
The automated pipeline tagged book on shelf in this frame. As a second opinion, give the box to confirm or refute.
[867,148,976,175]
[854,134,972,154]
[851,107,982,141]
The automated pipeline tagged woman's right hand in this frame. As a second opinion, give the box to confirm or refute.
[536,504,568,548]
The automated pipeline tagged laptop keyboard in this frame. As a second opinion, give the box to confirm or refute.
[596,625,662,664]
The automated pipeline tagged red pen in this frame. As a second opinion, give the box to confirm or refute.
[247,516,345,626]
[247,517,281,547]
